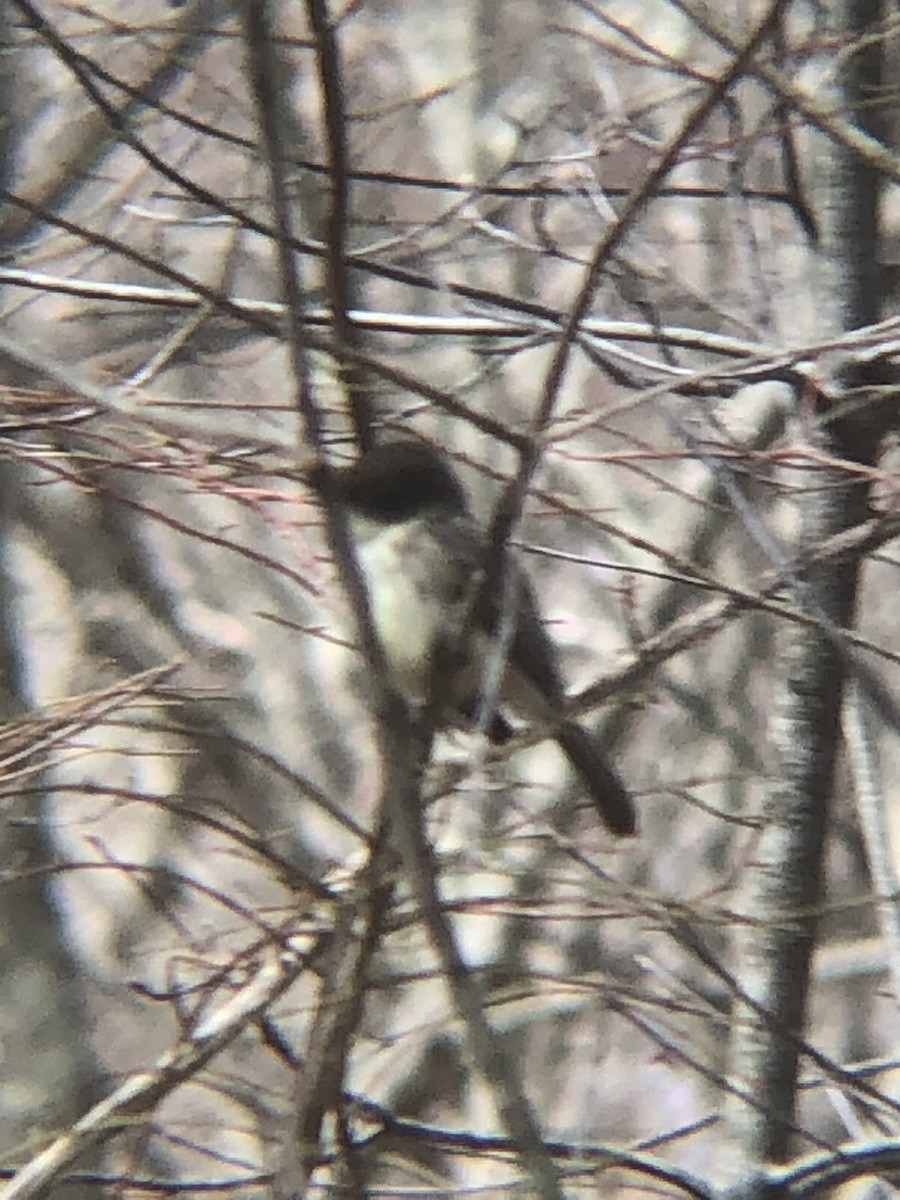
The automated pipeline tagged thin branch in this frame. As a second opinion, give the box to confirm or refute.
[0,942,316,1200]
[669,0,900,183]
[306,0,374,445]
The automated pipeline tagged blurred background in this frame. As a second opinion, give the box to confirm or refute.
[0,1,898,1196]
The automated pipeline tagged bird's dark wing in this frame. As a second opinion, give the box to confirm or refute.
[471,551,568,706]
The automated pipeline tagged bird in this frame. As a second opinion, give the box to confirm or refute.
[312,440,636,837]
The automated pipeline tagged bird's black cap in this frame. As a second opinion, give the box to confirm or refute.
[315,441,470,523]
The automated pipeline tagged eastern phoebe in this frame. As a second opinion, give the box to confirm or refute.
[313,440,636,837]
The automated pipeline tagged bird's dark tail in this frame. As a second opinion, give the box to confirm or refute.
[556,722,637,837]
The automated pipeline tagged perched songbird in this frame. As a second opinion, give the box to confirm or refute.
[313,440,636,836]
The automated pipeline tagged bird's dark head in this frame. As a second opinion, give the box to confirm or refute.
[317,441,470,524]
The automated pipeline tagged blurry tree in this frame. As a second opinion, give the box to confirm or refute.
[0,1,898,1198]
